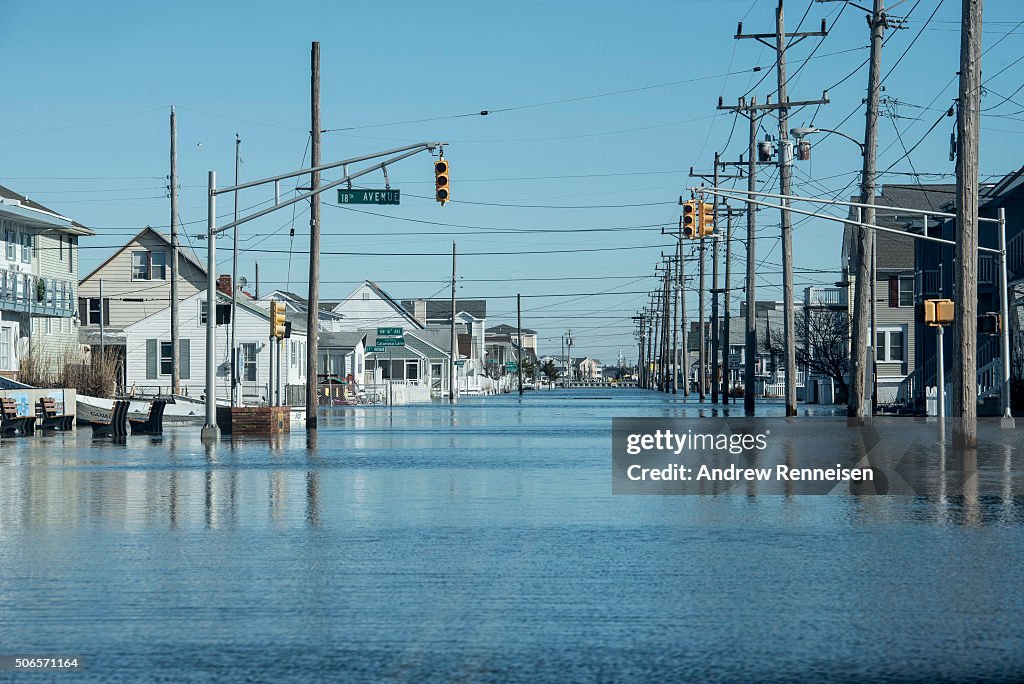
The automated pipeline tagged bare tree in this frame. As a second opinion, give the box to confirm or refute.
[768,309,850,398]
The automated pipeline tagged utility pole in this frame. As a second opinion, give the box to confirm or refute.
[663,266,672,393]
[698,240,706,401]
[844,0,885,421]
[671,254,679,394]
[652,292,662,390]
[230,134,241,407]
[680,237,689,396]
[170,107,180,395]
[737,3,828,417]
[953,0,983,447]
[450,241,457,402]
[711,152,721,403]
[517,293,524,396]
[305,41,321,430]
[723,205,733,404]
[633,313,646,388]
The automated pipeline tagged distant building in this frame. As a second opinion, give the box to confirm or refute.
[486,323,538,357]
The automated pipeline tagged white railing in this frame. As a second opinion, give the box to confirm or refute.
[0,268,77,317]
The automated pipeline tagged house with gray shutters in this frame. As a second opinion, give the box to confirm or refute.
[78,226,207,387]
[0,184,93,377]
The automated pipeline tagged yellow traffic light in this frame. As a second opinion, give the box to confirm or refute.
[270,300,287,339]
[699,201,715,236]
[434,156,450,205]
[681,200,698,239]
[923,298,954,326]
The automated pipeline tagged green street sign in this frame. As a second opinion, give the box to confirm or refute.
[377,337,406,347]
[338,189,400,205]
[454,360,466,366]
[505,362,518,371]
[377,327,403,336]
[365,345,383,353]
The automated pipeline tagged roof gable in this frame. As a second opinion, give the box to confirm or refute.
[81,226,206,284]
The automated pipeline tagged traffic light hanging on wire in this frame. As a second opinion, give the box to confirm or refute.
[270,300,287,339]
[681,200,698,239]
[699,201,715,236]
[434,156,450,205]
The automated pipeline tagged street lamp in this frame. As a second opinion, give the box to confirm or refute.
[790,126,865,156]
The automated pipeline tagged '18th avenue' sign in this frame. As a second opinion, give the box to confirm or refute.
[338,189,400,205]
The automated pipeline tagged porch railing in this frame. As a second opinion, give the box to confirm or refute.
[0,268,77,317]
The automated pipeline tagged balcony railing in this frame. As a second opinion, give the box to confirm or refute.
[0,268,77,318]
[804,286,847,308]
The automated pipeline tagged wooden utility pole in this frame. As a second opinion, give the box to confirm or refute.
[662,270,672,393]
[711,152,721,403]
[738,3,827,417]
[305,41,321,430]
[671,253,679,394]
[633,313,646,388]
[652,291,662,390]
[450,241,457,402]
[170,107,180,395]
[848,0,885,421]
[517,293,524,396]
[953,0,983,447]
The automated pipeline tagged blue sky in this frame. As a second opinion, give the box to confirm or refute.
[2,0,1022,362]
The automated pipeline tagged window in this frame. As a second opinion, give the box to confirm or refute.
[85,298,109,326]
[899,277,913,307]
[362,291,370,300]
[0,327,11,370]
[3,224,14,260]
[290,341,296,367]
[199,301,207,325]
[876,327,905,363]
[21,231,31,264]
[151,251,167,279]
[132,251,150,280]
[241,343,257,382]
[68,236,74,274]
[160,342,174,375]
[406,360,419,380]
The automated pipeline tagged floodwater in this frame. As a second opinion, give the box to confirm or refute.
[1,390,1022,682]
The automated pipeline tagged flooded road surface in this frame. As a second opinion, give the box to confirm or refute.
[1,390,1022,682]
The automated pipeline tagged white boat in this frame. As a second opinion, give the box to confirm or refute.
[77,394,211,425]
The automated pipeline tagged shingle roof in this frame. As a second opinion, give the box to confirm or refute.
[0,184,93,234]
[403,298,487,321]
[487,323,537,335]
[319,331,366,349]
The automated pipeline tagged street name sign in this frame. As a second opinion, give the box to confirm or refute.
[365,345,383,353]
[338,189,400,205]
[505,362,518,371]
[377,337,406,347]
[454,360,466,366]
[377,327,403,336]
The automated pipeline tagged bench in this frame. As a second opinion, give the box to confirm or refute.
[1,397,36,437]
[38,397,74,431]
[92,400,129,438]
[130,399,167,435]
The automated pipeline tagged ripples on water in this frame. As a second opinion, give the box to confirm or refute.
[0,391,1022,682]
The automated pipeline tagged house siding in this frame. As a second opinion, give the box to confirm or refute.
[79,231,206,329]
[124,290,307,404]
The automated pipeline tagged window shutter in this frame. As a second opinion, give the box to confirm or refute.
[103,298,110,325]
[180,339,191,380]
[146,339,158,379]
[888,277,899,308]
[78,298,86,320]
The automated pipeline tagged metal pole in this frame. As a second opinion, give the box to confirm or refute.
[712,233,720,404]
[699,239,706,401]
[99,278,105,359]
[724,206,732,404]
[680,237,688,395]
[517,293,524,396]
[937,324,945,420]
[201,170,219,440]
[744,98,758,415]
[231,134,241,407]
[170,107,180,395]
[450,241,457,402]
[305,40,321,431]
[998,207,1014,425]
[672,255,679,394]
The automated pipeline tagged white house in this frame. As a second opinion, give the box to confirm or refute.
[1,184,93,376]
[123,289,307,405]
[332,280,424,332]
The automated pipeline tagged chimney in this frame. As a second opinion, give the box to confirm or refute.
[217,275,232,295]
[414,298,427,325]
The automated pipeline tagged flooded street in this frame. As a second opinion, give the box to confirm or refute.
[1,390,1023,682]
